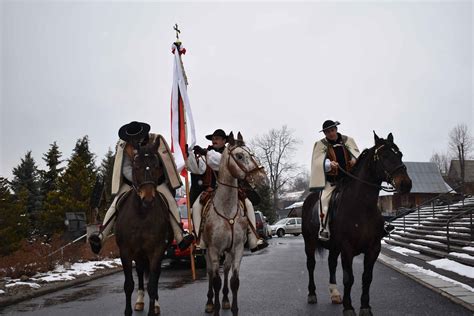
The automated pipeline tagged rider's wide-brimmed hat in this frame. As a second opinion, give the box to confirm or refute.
[205,129,228,141]
[320,120,340,132]
[118,121,150,142]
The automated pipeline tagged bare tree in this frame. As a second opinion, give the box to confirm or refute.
[430,152,450,175]
[250,126,301,212]
[448,123,473,186]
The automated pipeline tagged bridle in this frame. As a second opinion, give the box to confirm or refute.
[338,144,406,192]
[132,152,161,194]
[216,144,265,189]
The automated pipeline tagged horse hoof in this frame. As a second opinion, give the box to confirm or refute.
[205,303,214,313]
[222,300,231,310]
[134,302,144,311]
[359,308,373,316]
[308,294,317,304]
[331,295,342,304]
[343,309,356,316]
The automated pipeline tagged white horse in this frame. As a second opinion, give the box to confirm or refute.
[200,132,267,316]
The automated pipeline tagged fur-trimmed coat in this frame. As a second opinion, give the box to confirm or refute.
[309,135,360,192]
[111,133,182,195]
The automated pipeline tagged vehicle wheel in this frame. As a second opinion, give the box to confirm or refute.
[277,229,284,238]
[293,233,300,236]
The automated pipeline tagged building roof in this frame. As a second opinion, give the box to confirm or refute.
[404,162,452,194]
[448,160,474,182]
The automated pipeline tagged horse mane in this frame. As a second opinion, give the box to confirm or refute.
[338,147,375,188]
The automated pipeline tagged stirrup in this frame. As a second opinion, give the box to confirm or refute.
[178,234,195,250]
[251,239,269,253]
[318,230,330,241]
[384,223,396,235]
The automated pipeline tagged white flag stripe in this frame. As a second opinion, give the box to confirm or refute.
[171,43,196,173]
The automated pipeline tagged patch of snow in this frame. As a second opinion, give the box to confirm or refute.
[0,289,4,295]
[409,243,430,249]
[389,246,419,256]
[463,246,474,251]
[428,258,474,279]
[449,252,474,260]
[415,239,444,246]
[380,240,387,245]
[6,282,40,289]
[424,235,444,239]
[405,263,474,292]
[33,258,122,283]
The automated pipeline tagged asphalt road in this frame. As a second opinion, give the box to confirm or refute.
[1,236,471,316]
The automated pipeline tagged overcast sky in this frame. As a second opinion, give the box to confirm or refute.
[1,0,472,180]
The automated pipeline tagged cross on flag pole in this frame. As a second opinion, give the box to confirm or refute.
[170,24,197,280]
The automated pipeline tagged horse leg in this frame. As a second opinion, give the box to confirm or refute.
[120,255,134,316]
[328,248,342,304]
[135,259,145,311]
[222,253,232,310]
[208,248,222,316]
[205,251,215,313]
[230,246,244,316]
[303,235,317,304]
[359,249,380,316]
[147,256,162,316]
[341,250,356,316]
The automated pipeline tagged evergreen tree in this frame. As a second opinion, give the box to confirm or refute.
[10,151,42,231]
[40,142,64,198]
[42,136,97,235]
[0,177,29,255]
[99,148,115,205]
[254,184,276,223]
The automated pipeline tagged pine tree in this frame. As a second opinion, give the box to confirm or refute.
[99,148,115,206]
[40,142,63,198]
[255,184,276,223]
[42,136,97,235]
[10,151,42,233]
[0,177,29,255]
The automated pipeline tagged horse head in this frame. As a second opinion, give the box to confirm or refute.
[132,137,163,208]
[373,132,412,194]
[226,132,268,188]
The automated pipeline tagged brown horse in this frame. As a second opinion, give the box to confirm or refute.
[302,132,412,316]
[115,138,173,316]
[201,132,267,316]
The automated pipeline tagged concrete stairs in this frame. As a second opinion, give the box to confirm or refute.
[384,197,474,267]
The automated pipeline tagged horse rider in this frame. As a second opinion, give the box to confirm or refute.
[89,121,195,254]
[310,120,395,241]
[309,120,361,241]
[186,128,268,252]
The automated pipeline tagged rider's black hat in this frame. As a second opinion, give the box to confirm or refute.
[320,120,340,132]
[118,121,150,142]
[205,129,228,141]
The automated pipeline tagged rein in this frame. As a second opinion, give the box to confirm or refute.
[337,144,405,193]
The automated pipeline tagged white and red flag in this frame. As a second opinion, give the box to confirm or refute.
[170,42,196,176]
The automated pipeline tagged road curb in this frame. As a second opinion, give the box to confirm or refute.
[0,267,122,309]
[378,253,474,312]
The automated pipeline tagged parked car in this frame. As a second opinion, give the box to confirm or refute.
[166,197,205,267]
[270,217,302,237]
[255,211,271,239]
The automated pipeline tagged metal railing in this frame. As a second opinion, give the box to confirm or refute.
[446,207,474,252]
[388,185,465,233]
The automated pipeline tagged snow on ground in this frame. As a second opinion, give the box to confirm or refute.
[428,258,474,279]
[449,252,474,260]
[6,281,40,289]
[389,246,420,256]
[405,264,474,292]
[408,243,430,249]
[463,246,474,251]
[0,289,4,295]
[3,258,122,290]
[415,239,444,246]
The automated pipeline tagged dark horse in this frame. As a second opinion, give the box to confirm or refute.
[302,132,412,316]
[115,138,173,316]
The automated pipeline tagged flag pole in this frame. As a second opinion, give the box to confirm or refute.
[174,23,196,281]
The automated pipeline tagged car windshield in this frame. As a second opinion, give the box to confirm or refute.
[274,218,288,225]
